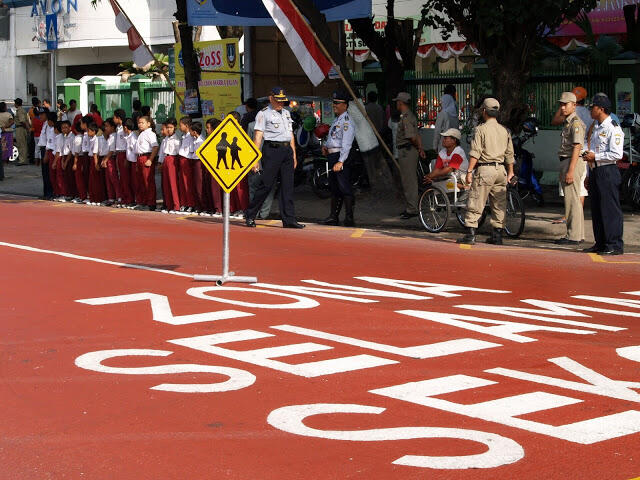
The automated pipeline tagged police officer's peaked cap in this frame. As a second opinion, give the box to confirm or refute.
[482,98,500,111]
[332,90,350,103]
[271,87,288,102]
[589,95,611,110]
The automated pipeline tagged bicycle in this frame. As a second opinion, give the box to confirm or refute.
[418,172,525,237]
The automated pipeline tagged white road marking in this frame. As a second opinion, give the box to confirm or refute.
[0,240,194,278]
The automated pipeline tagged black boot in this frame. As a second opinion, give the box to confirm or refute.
[343,196,355,227]
[486,228,503,245]
[457,227,476,245]
[320,197,343,225]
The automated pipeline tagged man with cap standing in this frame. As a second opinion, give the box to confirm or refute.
[320,91,357,227]
[458,98,515,245]
[13,98,31,165]
[555,92,586,246]
[245,87,304,229]
[583,95,625,255]
[394,92,426,219]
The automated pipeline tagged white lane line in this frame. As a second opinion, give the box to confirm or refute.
[0,241,193,278]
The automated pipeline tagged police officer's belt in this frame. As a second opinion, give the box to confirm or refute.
[559,155,569,161]
[397,143,413,150]
[327,148,341,154]
[477,162,502,167]
[265,140,290,148]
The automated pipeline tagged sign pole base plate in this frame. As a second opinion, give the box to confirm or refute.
[193,274,258,286]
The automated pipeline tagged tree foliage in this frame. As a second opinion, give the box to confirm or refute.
[423,0,598,129]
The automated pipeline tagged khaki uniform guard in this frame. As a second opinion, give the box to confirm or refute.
[393,92,425,219]
[556,92,586,245]
[14,99,31,165]
[458,97,514,245]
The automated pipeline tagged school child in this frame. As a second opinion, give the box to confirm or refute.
[135,115,159,211]
[80,115,94,195]
[123,118,138,208]
[52,121,65,201]
[113,109,134,206]
[87,123,106,205]
[205,118,223,215]
[161,118,182,213]
[53,120,74,201]
[188,121,211,215]
[71,119,87,203]
[177,117,195,213]
[47,118,60,199]
[101,118,121,206]
[37,110,54,199]
[32,108,44,166]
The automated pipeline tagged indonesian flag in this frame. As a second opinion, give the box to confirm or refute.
[261,0,334,86]
[109,0,155,68]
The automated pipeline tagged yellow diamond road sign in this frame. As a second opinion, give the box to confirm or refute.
[196,114,262,193]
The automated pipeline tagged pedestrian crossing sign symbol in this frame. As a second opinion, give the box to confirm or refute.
[196,114,262,193]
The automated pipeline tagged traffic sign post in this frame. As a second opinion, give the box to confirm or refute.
[193,114,262,285]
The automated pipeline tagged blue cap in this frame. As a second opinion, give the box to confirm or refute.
[271,87,288,102]
[589,94,611,110]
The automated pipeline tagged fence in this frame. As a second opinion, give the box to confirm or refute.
[144,81,176,128]
[351,65,615,129]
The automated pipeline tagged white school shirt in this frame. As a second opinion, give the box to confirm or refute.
[54,133,64,155]
[178,133,194,157]
[125,132,138,163]
[158,138,167,164]
[115,125,127,151]
[82,132,90,153]
[38,124,50,147]
[88,135,99,156]
[101,134,116,156]
[72,134,83,155]
[163,133,181,156]
[136,129,158,155]
[46,126,56,150]
[188,135,204,159]
[62,133,73,156]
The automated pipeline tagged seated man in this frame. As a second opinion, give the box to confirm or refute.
[423,128,468,186]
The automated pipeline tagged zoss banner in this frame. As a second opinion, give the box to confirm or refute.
[187,0,371,26]
[174,39,242,123]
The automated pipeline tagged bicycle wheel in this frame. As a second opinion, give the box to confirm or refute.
[419,187,450,233]
[627,170,640,210]
[455,202,488,229]
[504,188,525,237]
[311,166,332,199]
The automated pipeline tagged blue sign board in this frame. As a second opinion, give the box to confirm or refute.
[187,0,371,26]
[45,12,58,50]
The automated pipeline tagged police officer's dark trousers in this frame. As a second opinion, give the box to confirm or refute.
[590,164,624,252]
[324,152,354,225]
[245,143,296,224]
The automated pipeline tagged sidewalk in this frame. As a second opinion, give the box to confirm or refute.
[2,162,639,252]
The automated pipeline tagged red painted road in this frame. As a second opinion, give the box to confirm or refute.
[2,197,640,479]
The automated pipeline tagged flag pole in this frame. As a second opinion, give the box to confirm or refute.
[288,0,399,170]
[112,0,184,106]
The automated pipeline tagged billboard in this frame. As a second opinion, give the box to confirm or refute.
[174,39,242,123]
[187,0,371,26]
[556,0,636,36]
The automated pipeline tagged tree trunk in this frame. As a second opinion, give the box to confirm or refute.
[486,55,531,132]
[174,0,201,118]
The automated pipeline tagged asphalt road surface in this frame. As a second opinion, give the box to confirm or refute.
[2,196,640,479]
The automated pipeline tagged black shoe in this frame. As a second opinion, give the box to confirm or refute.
[555,238,581,245]
[486,228,503,245]
[185,206,194,213]
[457,228,476,245]
[400,212,418,220]
[600,249,623,256]
[134,204,150,211]
[283,222,305,229]
[149,205,156,211]
[179,206,187,212]
[245,218,256,228]
[583,245,604,253]
[320,217,340,226]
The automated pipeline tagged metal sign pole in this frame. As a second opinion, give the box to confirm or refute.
[194,192,257,286]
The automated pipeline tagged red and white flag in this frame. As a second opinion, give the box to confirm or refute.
[261,0,334,86]
[109,0,155,67]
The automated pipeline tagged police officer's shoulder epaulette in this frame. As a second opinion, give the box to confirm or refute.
[261,107,268,112]
[343,113,350,121]
[612,120,619,127]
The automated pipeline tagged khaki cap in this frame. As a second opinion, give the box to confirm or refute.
[440,128,461,140]
[392,92,411,104]
[559,92,577,104]
[482,98,500,111]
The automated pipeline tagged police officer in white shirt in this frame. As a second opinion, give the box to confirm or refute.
[245,87,303,228]
[582,94,625,255]
[320,90,357,227]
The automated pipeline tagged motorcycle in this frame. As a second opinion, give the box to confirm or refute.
[513,117,544,206]
[620,113,640,209]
